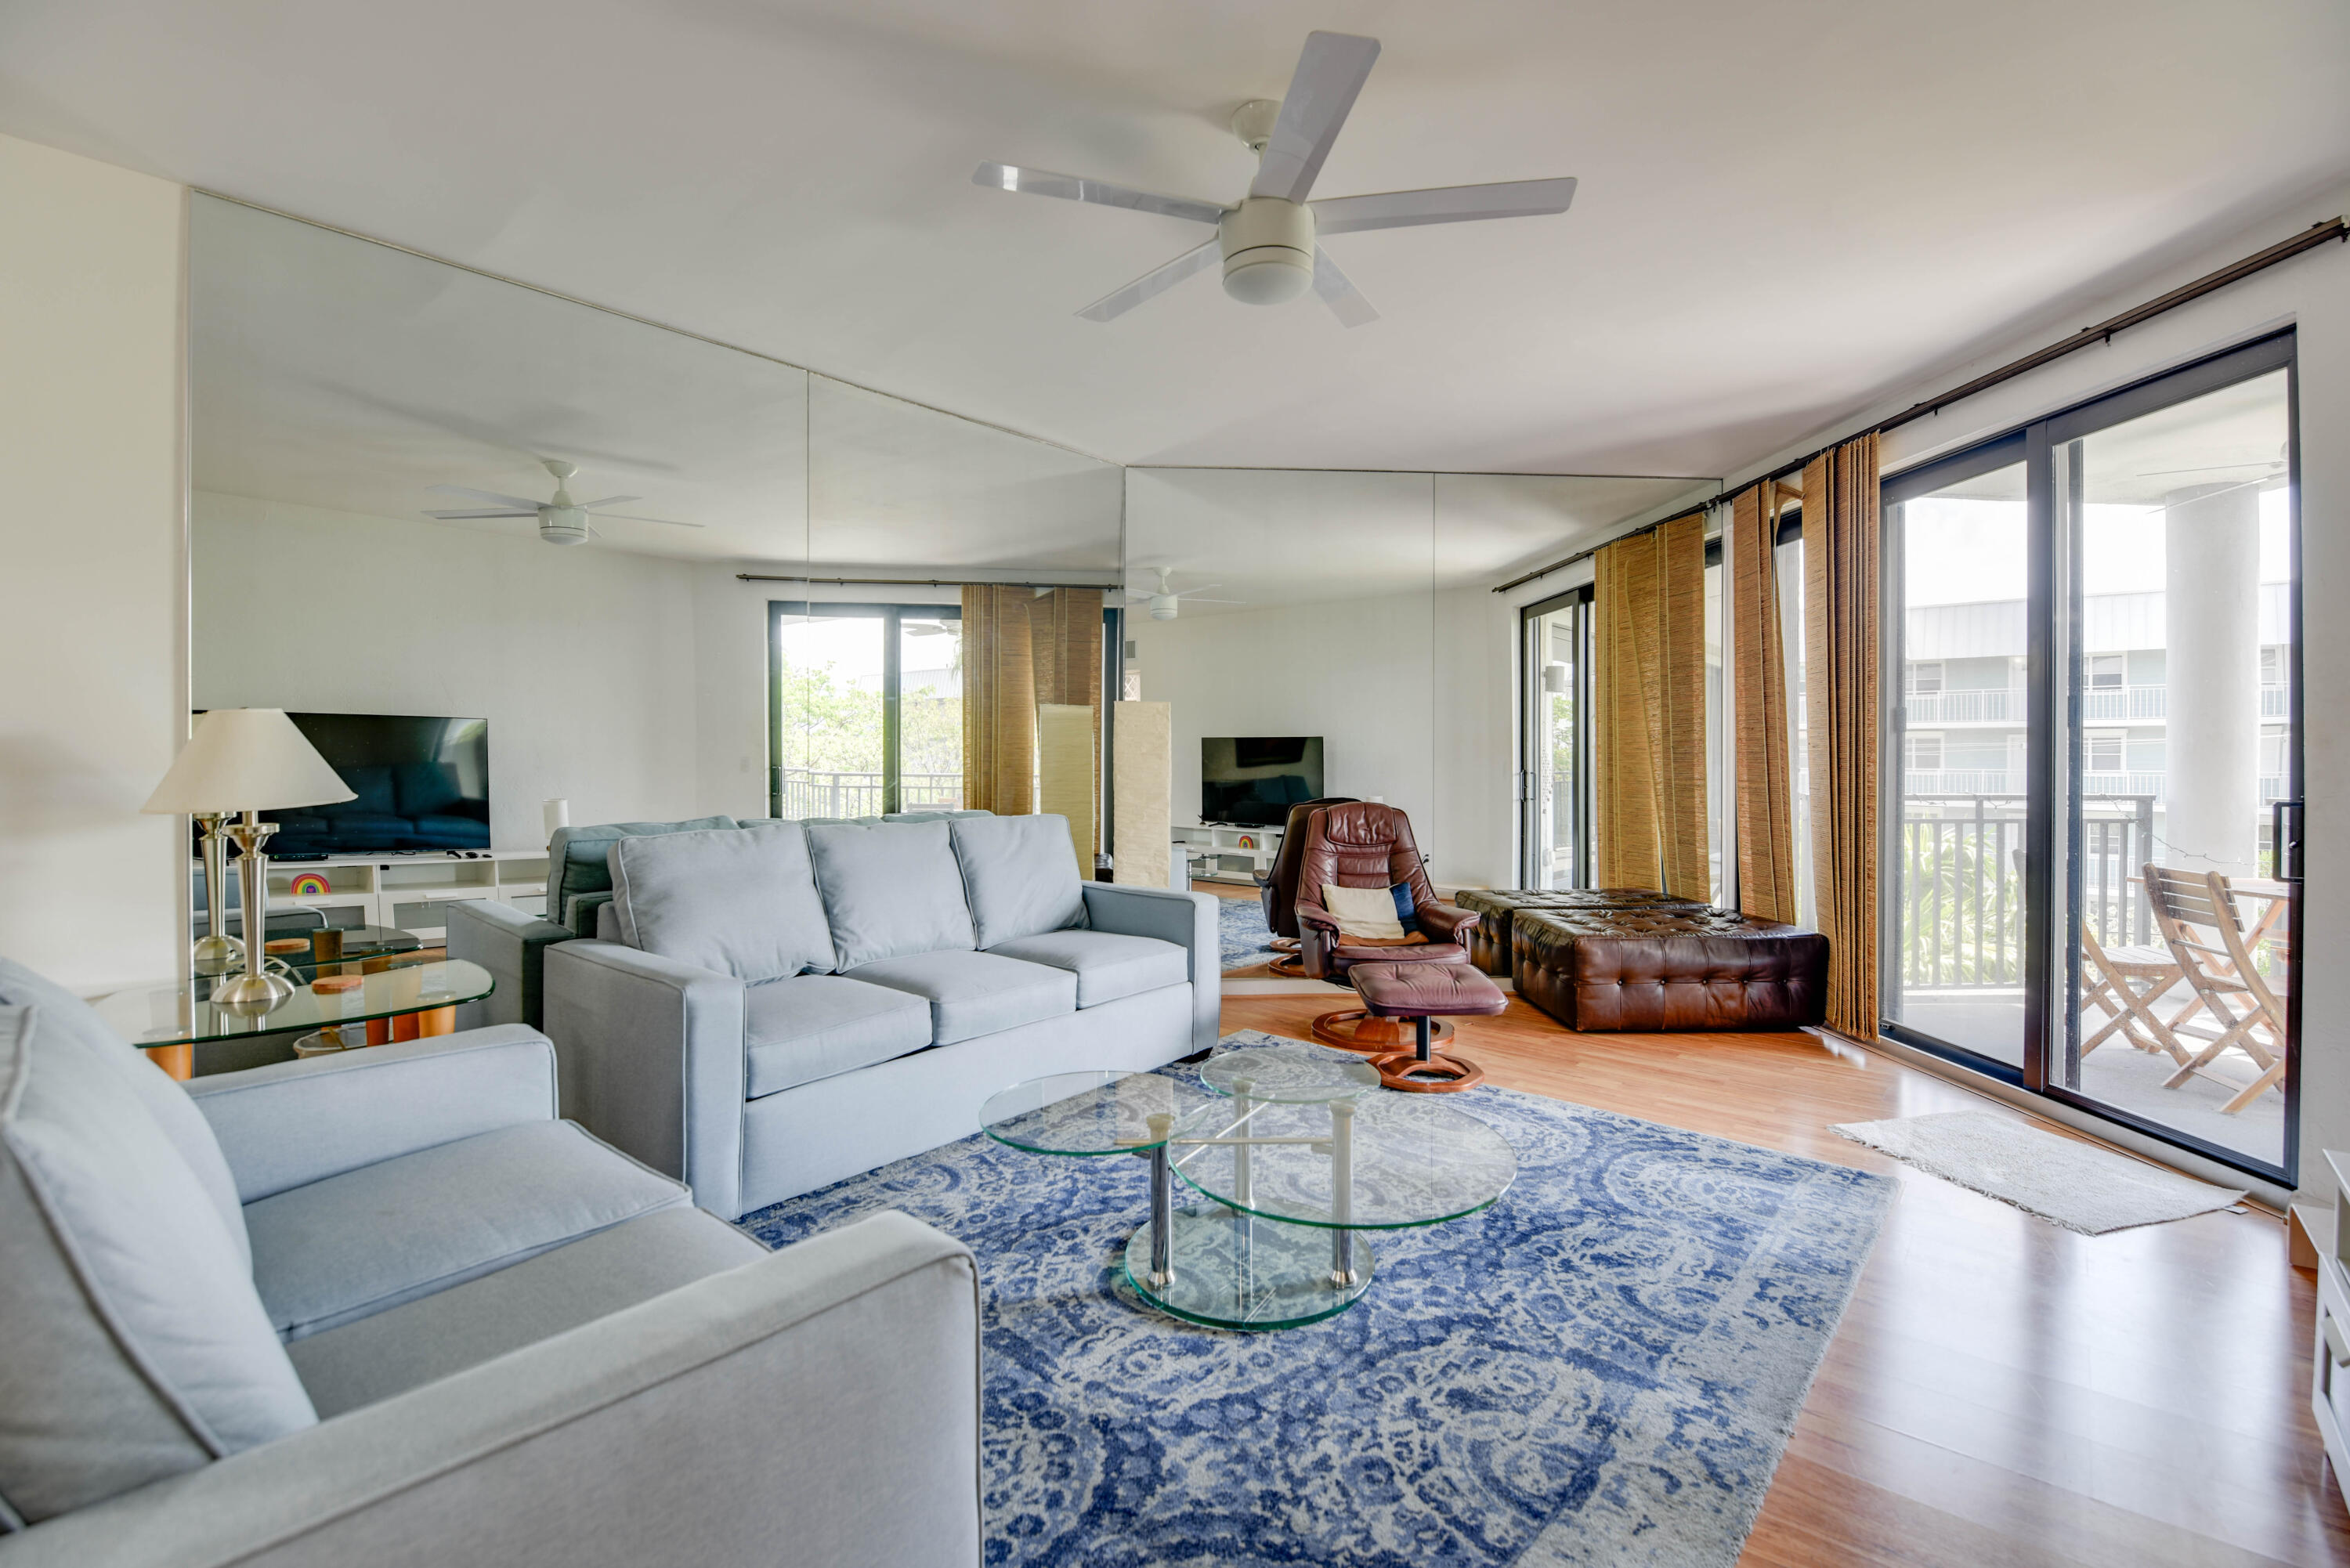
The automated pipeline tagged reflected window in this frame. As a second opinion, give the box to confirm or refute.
[771,602,963,818]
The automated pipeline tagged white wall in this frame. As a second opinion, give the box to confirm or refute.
[0,135,186,993]
[193,493,703,845]
[1128,592,1436,865]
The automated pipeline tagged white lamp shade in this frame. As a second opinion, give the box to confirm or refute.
[142,710,356,815]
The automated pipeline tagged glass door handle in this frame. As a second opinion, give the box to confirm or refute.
[2272,798,2305,883]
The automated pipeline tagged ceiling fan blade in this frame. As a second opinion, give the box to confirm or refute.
[1311,178,1578,235]
[570,495,640,511]
[1076,239,1221,323]
[974,163,1225,227]
[428,484,548,511]
[1171,584,1226,598]
[1180,597,1246,605]
[1311,248,1379,328]
[1249,31,1381,204]
[424,508,535,520]
[595,512,707,529]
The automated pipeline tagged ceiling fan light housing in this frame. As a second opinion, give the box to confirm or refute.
[538,506,590,547]
[1220,197,1315,305]
[1149,597,1180,621]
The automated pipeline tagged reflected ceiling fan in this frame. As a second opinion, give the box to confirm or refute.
[974,31,1577,326]
[424,459,703,547]
[1127,567,1242,621]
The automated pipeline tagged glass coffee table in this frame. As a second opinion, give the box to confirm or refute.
[93,958,494,1080]
[982,1042,1516,1331]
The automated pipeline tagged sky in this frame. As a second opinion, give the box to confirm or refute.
[1902,485,2291,607]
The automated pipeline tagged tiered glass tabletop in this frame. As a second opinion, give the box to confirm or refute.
[982,1041,1516,1331]
[94,957,494,1051]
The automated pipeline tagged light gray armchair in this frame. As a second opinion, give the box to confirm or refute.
[0,956,981,1568]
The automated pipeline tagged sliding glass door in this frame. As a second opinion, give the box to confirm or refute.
[1520,588,1590,888]
[1880,333,2300,1183]
[770,602,964,818]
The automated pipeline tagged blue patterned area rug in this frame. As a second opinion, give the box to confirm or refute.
[1217,894,1280,971]
[742,1037,1892,1567]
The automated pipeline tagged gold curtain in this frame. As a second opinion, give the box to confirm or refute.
[960,585,1036,815]
[1802,434,1881,1038]
[1730,481,1797,922]
[1593,512,1708,897]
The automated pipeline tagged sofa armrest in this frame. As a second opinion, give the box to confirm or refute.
[445,898,573,1031]
[0,1211,982,1568]
[187,1026,557,1203]
[542,941,748,1219]
[1083,883,1220,1051]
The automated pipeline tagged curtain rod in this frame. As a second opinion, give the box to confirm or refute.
[737,574,1126,590]
[1491,215,2345,596]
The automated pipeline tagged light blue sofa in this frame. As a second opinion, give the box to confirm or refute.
[0,957,981,1568]
[543,814,1217,1219]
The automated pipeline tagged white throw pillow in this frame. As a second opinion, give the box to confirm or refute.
[1322,883,1405,941]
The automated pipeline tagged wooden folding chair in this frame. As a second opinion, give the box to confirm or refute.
[2142,863,2289,1115]
[2077,918,2185,1061]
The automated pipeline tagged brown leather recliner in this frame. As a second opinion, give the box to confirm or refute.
[1254,797,1359,939]
[1292,803,1478,980]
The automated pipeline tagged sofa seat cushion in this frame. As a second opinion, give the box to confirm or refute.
[286,1208,763,1418]
[745,975,935,1098]
[244,1121,691,1342]
[845,951,1076,1046]
[0,1006,317,1524]
[985,930,1186,1009]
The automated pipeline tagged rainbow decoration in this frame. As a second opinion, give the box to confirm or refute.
[1236,836,1256,850]
[287,872,333,898]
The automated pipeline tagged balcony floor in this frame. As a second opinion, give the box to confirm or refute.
[1891,991,2283,1169]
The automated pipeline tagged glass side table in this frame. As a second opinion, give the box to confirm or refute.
[93,959,494,1080]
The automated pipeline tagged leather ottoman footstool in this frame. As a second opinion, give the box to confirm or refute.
[1512,908,1828,1031]
[1340,962,1508,1093]
[1453,887,1712,977]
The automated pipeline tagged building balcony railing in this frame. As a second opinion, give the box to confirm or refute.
[773,768,963,819]
[1905,683,2287,725]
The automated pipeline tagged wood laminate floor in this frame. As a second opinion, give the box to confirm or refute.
[1217,988,2350,1566]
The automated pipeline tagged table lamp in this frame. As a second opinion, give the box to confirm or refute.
[143,710,355,1013]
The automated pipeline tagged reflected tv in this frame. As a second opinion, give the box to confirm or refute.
[192,711,491,856]
[1201,736,1324,826]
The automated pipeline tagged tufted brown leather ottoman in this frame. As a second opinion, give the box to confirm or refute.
[1511,907,1828,1031]
[1452,887,1711,976]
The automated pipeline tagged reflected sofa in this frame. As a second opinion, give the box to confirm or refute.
[541,814,1217,1219]
[0,956,980,1568]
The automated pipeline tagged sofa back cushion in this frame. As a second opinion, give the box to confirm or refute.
[950,814,1086,948]
[0,1006,317,1524]
[807,822,977,969]
[550,817,737,935]
[0,956,252,1272]
[609,823,837,982]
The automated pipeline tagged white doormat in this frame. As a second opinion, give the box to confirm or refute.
[1831,1110,2245,1234]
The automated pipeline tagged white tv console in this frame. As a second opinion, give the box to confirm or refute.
[1170,823,1285,888]
[202,847,551,946]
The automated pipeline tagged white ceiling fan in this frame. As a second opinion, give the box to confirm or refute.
[423,459,704,547]
[1127,566,1243,621]
[975,31,1577,327]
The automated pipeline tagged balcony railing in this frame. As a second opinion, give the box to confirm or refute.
[1906,682,2286,724]
[773,768,963,819]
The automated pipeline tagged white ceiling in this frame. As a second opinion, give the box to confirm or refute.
[9,1,2344,480]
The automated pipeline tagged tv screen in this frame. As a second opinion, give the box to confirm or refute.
[193,712,490,857]
[1201,736,1323,826]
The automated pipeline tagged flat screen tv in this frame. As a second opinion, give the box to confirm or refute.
[1201,736,1323,827]
[192,712,491,857]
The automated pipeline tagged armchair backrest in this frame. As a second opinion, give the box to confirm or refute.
[1260,797,1359,938]
[1296,803,1438,912]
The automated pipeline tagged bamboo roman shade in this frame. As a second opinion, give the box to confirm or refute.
[1802,434,1882,1039]
[1730,481,1798,923]
[960,585,1036,815]
[960,584,1104,859]
[1592,512,1709,898]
